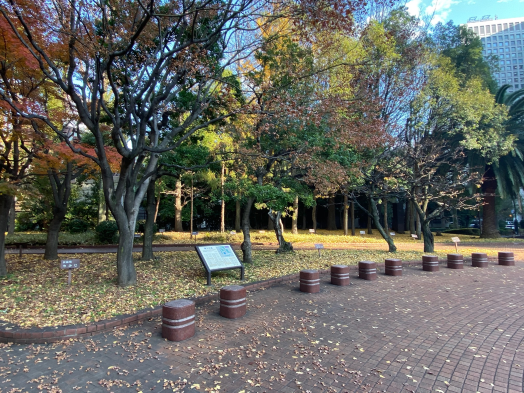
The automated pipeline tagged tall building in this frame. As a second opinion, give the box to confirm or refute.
[466,16,524,93]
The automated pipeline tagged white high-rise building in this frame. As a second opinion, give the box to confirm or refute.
[466,16,524,93]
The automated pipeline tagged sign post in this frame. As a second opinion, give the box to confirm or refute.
[451,236,460,252]
[315,243,324,257]
[309,229,316,234]
[360,230,365,238]
[60,259,80,286]
[195,244,244,286]
[192,231,198,242]
[411,234,418,240]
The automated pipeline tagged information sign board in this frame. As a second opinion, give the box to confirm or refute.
[309,229,316,234]
[390,232,395,236]
[315,243,324,257]
[195,244,244,285]
[60,259,80,269]
[360,230,365,235]
[60,259,80,285]
[411,234,418,239]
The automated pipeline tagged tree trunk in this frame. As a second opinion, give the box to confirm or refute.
[409,201,416,234]
[174,180,183,232]
[415,205,422,240]
[235,199,241,232]
[452,208,459,229]
[481,164,500,238]
[142,178,157,261]
[302,210,307,229]
[190,176,194,237]
[350,201,355,236]
[292,195,298,234]
[369,198,397,252]
[7,197,15,235]
[44,165,74,260]
[327,197,337,230]
[312,203,317,231]
[220,163,225,233]
[154,193,161,223]
[383,199,388,233]
[367,199,373,234]
[422,221,435,253]
[412,200,435,253]
[0,194,14,276]
[115,220,137,287]
[269,210,293,253]
[343,194,348,236]
[241,197,255,263]
[44,211,66,260]
[267,215,274,230]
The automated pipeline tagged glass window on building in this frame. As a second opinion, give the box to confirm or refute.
[511,34,515,39]
[504,23,508,30]
[474,26,478,33]
[487,25,491,34]
[480,26,485,34]
[487,43,491,48]
[500,42,504,46]
[498,24,502,31]
[510,23,514,31]
[493,24,497,32]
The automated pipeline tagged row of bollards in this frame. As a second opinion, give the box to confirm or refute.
[162,251,516,342]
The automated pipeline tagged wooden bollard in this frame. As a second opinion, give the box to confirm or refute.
[447,254,464,269]
[300,270,320,293]
[385,259,402,276]
[472,252,488,268]
[162,299,195,342]
[498,251,515,266]
[331,265,350,286]
[359,261,377,280]
[422,255,439,272]
[220,285,247,319]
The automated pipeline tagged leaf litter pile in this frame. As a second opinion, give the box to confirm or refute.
[0,246,504,328]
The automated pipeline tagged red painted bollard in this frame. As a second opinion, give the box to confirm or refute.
[300,270,320,293]
[472,252,488,268]
[359,261,377,280]
[162,299,195,342]
[385,259,402,276]
[447,254,464,269]
[331,265,350,286]
[220,285,247,319]
[498,251,515,266]
[422,255,439,272]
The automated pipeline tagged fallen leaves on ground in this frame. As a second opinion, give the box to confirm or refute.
[1,248,435,328]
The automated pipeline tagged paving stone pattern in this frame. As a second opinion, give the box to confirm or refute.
[1,262,524,392]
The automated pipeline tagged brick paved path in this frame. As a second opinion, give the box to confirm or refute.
[2,262,524,392]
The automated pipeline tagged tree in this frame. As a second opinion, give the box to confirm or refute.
[0,12,53,276]
[1,0,371,285]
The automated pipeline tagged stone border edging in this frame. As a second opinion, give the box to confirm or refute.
[0,258,499,344]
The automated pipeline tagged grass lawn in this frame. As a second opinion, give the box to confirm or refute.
[5,228,524,247]
[0,241,510,328]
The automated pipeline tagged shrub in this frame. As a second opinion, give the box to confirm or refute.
[442,228,480,236]
[66,218,90,233]
[95,221,119,244]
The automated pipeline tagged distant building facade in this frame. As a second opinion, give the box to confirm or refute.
[466,16,524,93]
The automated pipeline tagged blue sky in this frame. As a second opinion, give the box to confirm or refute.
[405,0,523,25]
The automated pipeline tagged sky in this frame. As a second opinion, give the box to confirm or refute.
[405,0,524,25]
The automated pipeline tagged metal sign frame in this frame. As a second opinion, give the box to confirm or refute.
[195,244,244,286]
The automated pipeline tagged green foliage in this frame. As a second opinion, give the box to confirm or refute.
[95,221,119,244]
[66,218,91,233]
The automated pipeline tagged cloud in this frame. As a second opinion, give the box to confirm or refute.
[467,0,476,4]
[405,0,423,16]
[496,0,511,3]
[425,0,460,24]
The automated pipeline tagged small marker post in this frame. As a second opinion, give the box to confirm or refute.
[192,231,198,242]
[315,243,324,257]
[451,236,460,252]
